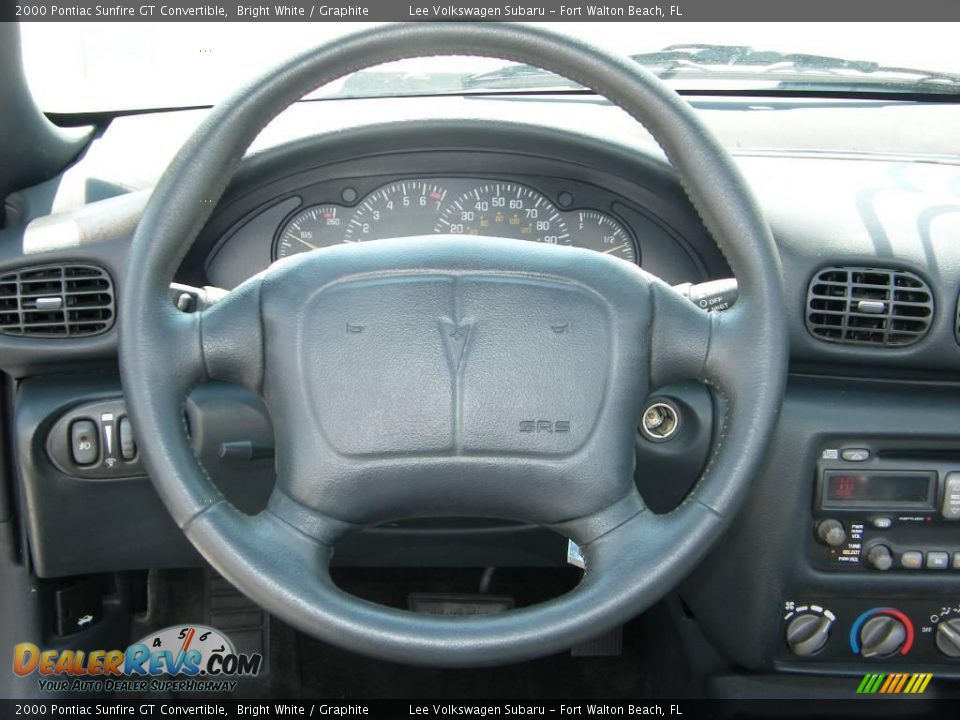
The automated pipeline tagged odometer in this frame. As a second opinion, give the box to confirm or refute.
[435,183,569,244]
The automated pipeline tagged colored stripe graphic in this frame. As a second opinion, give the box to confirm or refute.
[892,673,909,693]
[857,673,932,694]
[879,674,895,693]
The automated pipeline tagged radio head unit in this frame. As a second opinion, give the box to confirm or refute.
[811,443,960,573]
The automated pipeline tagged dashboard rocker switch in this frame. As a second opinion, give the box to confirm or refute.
[118,417,136,461]
[69,420,99,467]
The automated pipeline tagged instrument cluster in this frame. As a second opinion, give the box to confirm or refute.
[273,178,638,264]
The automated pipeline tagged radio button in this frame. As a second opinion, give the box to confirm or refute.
[841,448,870,462]
[952,553,960,570]
[901,551,923,570]
[942,473,960,520]
[927,552,949,570]
[871,517,893,530]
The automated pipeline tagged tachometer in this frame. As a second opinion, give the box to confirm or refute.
[344,180,448,242]
[573,210,638,264]
[435,182,569,244]
[275,205,345,259]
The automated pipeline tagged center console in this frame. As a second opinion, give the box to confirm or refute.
[773,442,960,671]
[680,376,960,680]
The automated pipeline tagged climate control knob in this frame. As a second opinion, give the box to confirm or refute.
[935,618,960,658]
[785,613,833,657]
[859,615,907,658]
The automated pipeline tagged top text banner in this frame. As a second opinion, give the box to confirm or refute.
[7,0,960,21]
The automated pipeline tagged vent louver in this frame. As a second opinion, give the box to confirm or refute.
[806,267,933,347]
[0,264,114,338]
[956,292,960,345]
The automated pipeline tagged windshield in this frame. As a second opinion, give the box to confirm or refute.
[20,22,960,113]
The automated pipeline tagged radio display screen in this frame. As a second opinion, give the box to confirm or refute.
[823,472,934,509]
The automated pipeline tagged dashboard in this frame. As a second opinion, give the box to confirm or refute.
[3,94,960,687]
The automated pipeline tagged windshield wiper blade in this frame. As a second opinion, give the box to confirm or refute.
[631,44,960,89]
[463,44,960,93]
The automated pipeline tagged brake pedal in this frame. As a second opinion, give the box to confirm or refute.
[204,568,271,675]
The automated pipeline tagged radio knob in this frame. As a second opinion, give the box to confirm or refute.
[865,544,894,572]
[816,518,847,548]
[935,618,960,658]
[859,615,907,658]
[785,613,833,657]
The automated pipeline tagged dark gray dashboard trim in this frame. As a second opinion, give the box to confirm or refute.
[1,121,959,378]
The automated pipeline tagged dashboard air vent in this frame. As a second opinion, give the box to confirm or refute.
[956,292,960,345]
[0,264,115,338]
[806,267,933,347]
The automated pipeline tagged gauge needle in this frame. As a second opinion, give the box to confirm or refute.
[602,243,628,255]
[294,237,318,250]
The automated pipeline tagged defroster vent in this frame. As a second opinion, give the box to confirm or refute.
[806,267,933,347]
[0,264,115,338]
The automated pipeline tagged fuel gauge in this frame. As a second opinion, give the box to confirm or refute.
[573,210,638,264]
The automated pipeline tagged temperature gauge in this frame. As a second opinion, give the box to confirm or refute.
[275,205,345,259]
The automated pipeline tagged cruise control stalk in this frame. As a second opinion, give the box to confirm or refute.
[674,278,738,312]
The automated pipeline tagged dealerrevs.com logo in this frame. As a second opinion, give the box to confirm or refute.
[13,625,262,693]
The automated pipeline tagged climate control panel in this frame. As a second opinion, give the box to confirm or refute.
[779,598,960,671]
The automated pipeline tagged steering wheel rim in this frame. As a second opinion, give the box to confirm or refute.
[120,23,787,667]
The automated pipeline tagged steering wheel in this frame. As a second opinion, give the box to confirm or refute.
[120,23,787,667]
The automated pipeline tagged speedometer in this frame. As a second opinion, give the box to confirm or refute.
[435,183,569,244]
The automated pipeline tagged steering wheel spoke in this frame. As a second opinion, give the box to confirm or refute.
[550,487,647,546]
[649,280,714,388]
[197,278,265,392]
[265,485,358,546]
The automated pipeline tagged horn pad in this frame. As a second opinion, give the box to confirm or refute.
[303,274,610,457]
